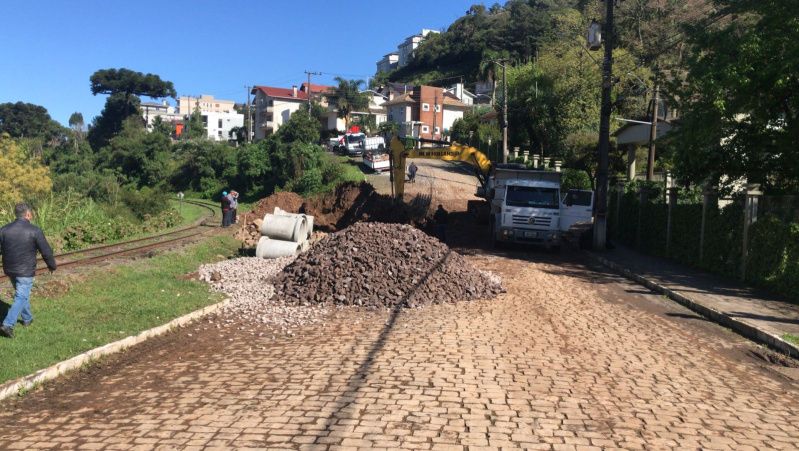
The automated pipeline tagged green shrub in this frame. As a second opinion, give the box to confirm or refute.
[120,186,169,219]
[561,168,592,191]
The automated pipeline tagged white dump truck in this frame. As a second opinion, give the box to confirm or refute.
[343,133,385,156]
[485,166,594,249]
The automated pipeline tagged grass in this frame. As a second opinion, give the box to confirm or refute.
[170,199,209,226]
[783,334,799,346]
[335,155,367,184]
[0,235,240,384]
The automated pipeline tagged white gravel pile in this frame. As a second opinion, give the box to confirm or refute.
[198,256,329,333]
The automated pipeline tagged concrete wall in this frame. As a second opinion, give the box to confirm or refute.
[203,111,244,141]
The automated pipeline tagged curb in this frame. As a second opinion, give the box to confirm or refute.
[589,253,799,360]
[0,298,231,402]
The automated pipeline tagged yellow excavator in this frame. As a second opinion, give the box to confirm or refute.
[388,136,493,199]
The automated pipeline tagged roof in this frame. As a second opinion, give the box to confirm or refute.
[382,89,470,110]
[613,119,674,145]
[252,85,308,101]
[383,92,414,107]
[300,82,334,94]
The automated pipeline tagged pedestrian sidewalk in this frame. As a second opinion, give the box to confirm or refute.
[592,244,799,358]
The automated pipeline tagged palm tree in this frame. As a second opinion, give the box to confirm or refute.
[332,77,370,131]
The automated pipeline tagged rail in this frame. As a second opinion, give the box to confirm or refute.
[0,199,218,281]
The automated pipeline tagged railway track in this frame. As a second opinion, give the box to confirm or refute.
[0,199,219,281]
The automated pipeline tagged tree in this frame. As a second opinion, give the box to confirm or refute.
[0,134,52,204]
[277,109,320,145]
[0,102,64,142]
[330,77,369,131]
[151,116,174,138]
[668,0,799,191]
[183,106,206,140]
[68,112,85,152]
[87,68,176,150]
[95,118,172,188]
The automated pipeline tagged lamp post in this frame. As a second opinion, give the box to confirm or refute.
[590,0,616,251]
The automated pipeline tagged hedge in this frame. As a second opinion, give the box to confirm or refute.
[609,187,799,303]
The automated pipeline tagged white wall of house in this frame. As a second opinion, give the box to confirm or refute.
[442,108,464,133]
[203,111,244,141]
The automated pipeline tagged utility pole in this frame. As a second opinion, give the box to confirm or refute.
[245,85,252,143]
[593,0,615,251]
[304,70,322,114]
[495,59,509,163]
[646,83,660,181]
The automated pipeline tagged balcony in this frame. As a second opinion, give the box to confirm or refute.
[260,121,274,130]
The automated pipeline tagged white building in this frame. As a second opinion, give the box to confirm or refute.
[178,94,236,115]
[376,53,399,74]
[177,94,243,142]
[202,111,244,141]
[397,29,439,68]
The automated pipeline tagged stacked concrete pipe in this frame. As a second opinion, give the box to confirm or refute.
[255,208,315,258]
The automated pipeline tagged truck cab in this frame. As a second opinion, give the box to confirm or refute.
[488,168,563,249]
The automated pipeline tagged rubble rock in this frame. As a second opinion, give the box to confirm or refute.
[272,222,504,308]
[199,256,328,331]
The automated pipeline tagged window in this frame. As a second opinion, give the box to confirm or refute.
[422,103,430,111]
[218,119,223,128]
[215,103,220,108]
[218,130,223,138]
[506,186,560,210]
[434,104,440,112]
[434,127,440,134]
[421,125,429,133]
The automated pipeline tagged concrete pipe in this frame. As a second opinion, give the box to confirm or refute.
[255,236,301,259]
[261,213,306,242]
[274,208,314,240]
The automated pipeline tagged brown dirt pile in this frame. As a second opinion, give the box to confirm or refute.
[237,182,431,247]
[271,222,504,308]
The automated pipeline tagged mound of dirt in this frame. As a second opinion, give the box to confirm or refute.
[238,182,432,247]
[271,222,504,308]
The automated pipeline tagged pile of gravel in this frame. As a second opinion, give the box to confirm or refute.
[271,222,504,308]
[199,256,328,332]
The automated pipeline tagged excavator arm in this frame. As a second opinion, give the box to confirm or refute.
[389,136,492,200]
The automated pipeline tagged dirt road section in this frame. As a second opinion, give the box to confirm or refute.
[1,249,798,449]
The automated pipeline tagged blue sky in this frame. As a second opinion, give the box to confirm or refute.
[0,0,485,125]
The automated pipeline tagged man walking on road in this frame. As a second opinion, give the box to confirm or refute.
[0,203,57,338]
[408,162,418,183]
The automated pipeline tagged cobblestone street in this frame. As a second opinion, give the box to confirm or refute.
[1,250,797,450]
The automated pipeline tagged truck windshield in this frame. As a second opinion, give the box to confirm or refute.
[506,186,560,209]
[347,135,365,144]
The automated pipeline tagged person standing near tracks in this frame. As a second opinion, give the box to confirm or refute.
[230,191,239,224]
[433,204,449,244]
[0,203,57,338]
[220,191,232,227]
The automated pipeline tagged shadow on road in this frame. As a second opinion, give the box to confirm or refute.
[312,249,454,443]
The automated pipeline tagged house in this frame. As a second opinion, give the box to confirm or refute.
[251,83,339,139]
[374,29,439,76]
[348,90,388,130]
[383,85,470,140]
[376,53,399,75]
[397,29,439,68]
[178,94,236,115]
[177,94,243,142]
[446,83,476,106]
[140,101,181,130]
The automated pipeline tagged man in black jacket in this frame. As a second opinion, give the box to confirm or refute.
[0,203,57,338]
